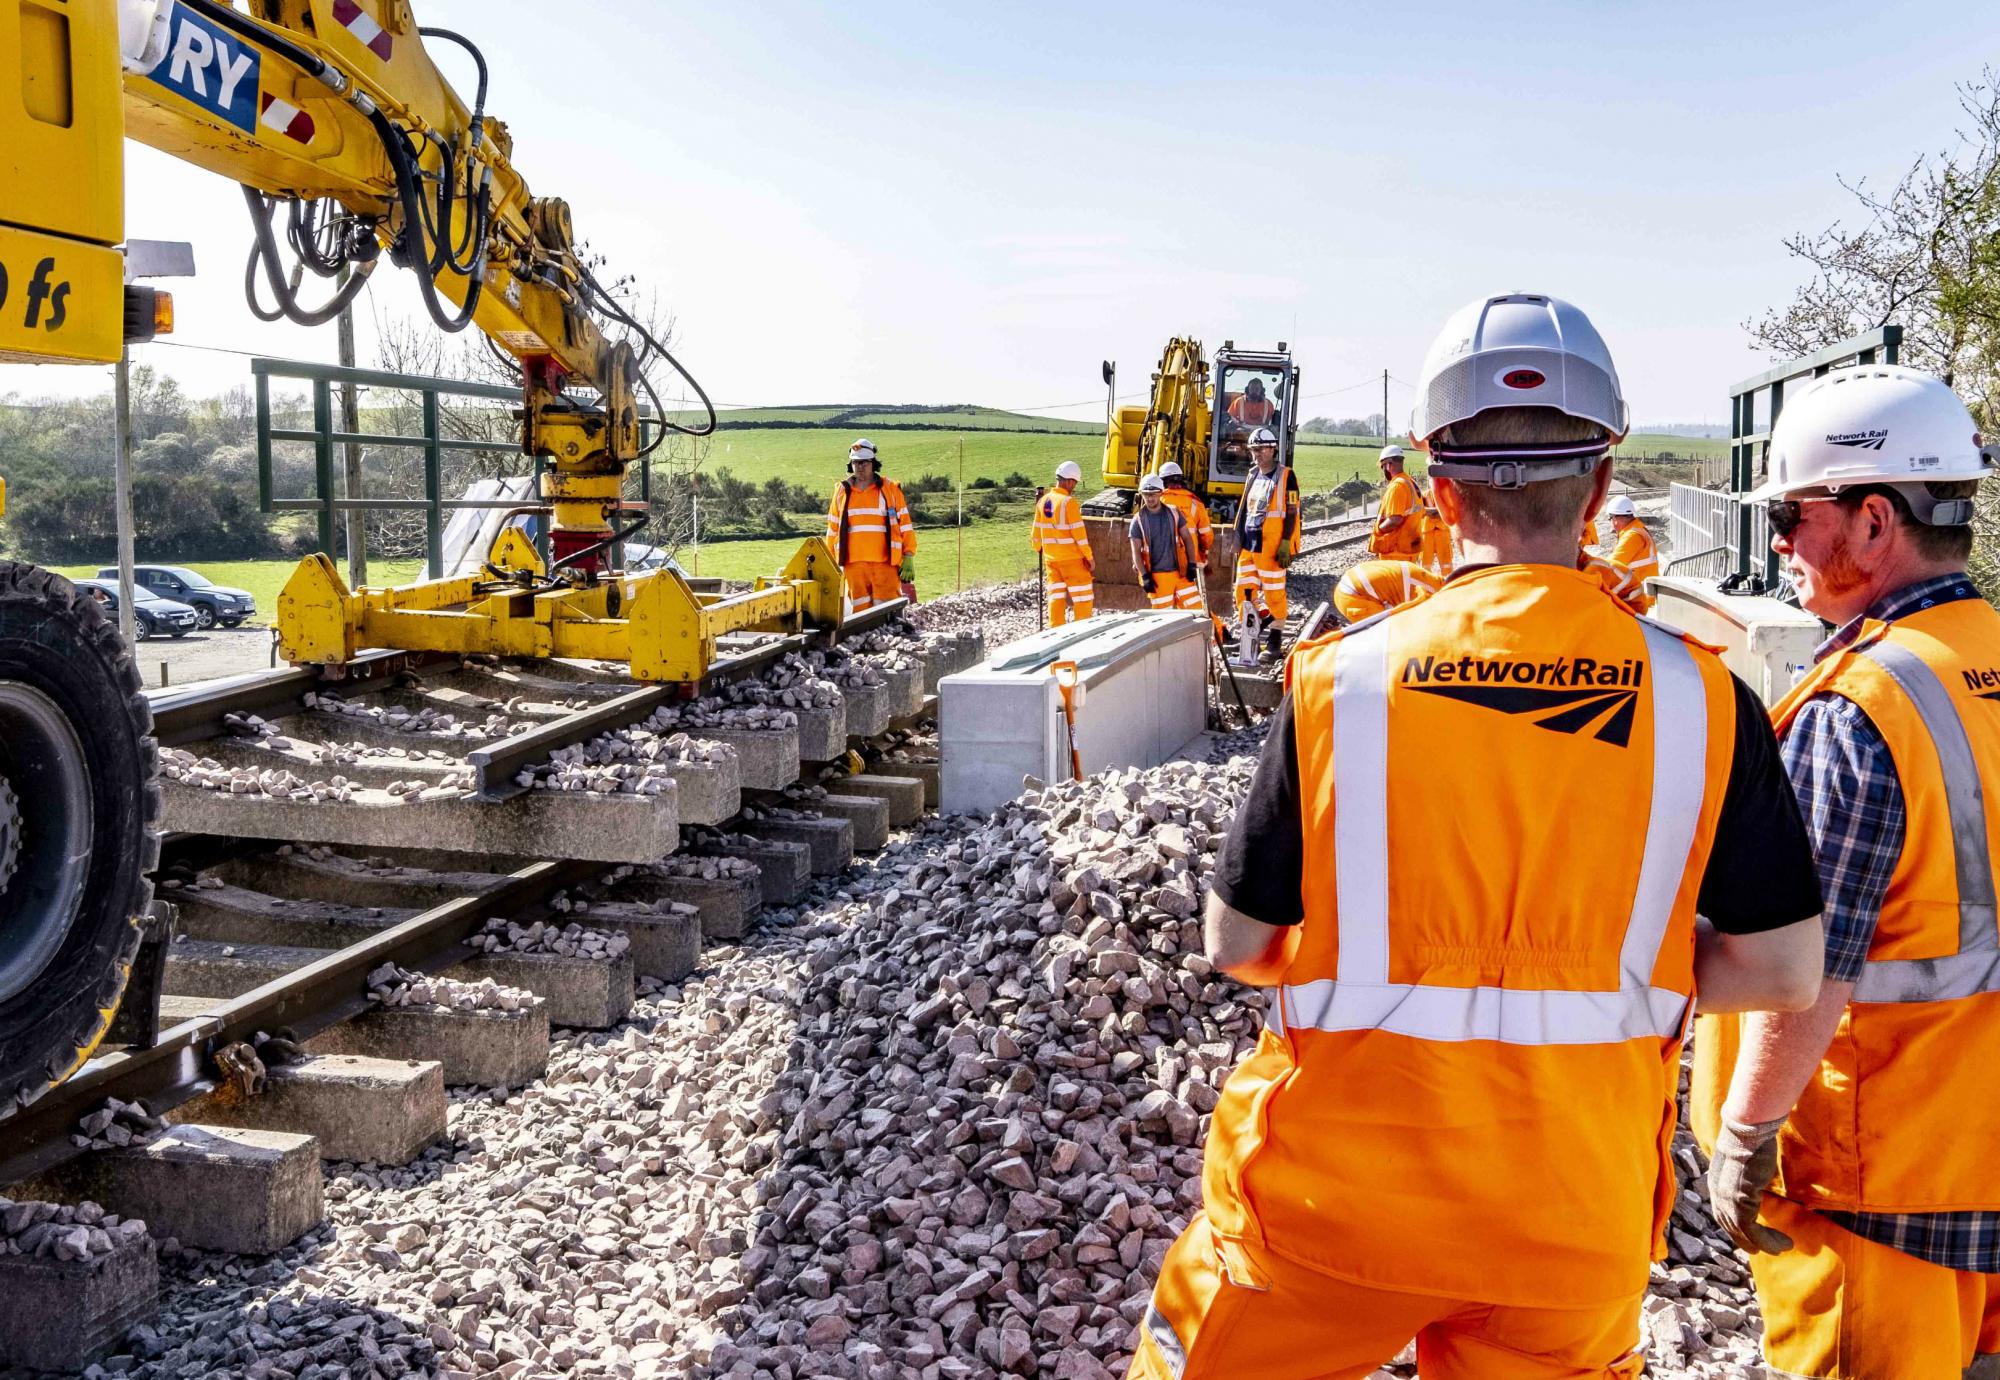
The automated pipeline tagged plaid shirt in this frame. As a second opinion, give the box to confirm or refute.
[1782,572,2000,1272]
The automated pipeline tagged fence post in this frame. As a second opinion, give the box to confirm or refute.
[423,389,444,579]
[312,379,336,558]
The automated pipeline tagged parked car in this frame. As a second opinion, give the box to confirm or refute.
[75,579,198,641]
[96,565,257,629]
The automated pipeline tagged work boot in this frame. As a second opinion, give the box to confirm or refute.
[1265,621,1285,662]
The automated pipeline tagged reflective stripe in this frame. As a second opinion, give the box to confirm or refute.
[1142,1301,1188,1378]
[1852,640,2000,1004]
[1292,619,1702,1045]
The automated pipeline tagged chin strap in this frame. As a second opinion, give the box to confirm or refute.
[1426,439,1610,491]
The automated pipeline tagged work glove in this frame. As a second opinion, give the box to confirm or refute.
[1142,573,1157,594]
[1706,1115,1794,1255]
[1275,545,1295,569]
[899,558,915,581]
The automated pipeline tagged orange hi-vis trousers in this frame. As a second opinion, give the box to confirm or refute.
[1233,549,1287,622]
[1749,1197,2000,1379]
[842,561,901,613]
[1047,558,1094,625]
[1127,1216,1645,1380]
[1147,572,1202,611]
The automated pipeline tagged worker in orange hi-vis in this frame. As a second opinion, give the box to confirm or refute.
[1124,292,1826,1380]
[1416,477,1455,576]
[1691,367,2000,1380]
[824,438,916,613]
[1368,445,1425,559]
[1232,427,1301,663]
[1030,460,1094,625]
[1332,558,1444,624]
[1129,473,1203,610]
[1157,462,1214,567]
[1227,375,1280,428]
[1603,494,1658,612]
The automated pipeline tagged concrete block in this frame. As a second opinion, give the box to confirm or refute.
[291,707,505,756]
[214,852,508,909]
[695,839,811,907]
[448,950,634,1030]
[793,703,847,763]
[661,758,740,825]
[1229,669,1283,710]
[826,772,927,828]
[891,693,940,733]
[558,901,699,979]
[877,661,923,718]
[0,1226,157,1373]
[918,643,953,696]
[743,815,853,876]
[32,1124,322,1255]
[872,758,941,809]
[689,726,799,792]
[308,1001,549,1089]
[157,993,219,1026]
[164,939,325,999]
[839,681,891,740]
[160,781,678,865]
[794,794,888,852]
[169,884,409,951]
[613,874,760,942]
[170,1054,444,1166]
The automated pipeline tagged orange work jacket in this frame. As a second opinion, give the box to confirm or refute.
[1236,465,1298,557]
[826,478,914,567]
[1694,597,2000,1213]
[1203,565,1738,1307]
[1161,486,1214,562]
[1369,473,1425,559]
[1229,395,1278,426]
[1333,559,1443,624]
[1609,523,1659,612]
[1416,486,1454,576]
[1031,488,1089,565]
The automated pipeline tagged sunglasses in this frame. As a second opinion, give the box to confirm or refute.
[1764,494,1840,537]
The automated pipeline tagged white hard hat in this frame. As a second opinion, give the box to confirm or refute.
[1605,494,1637,518]
[1250,427,1278,446]
[1744,365,1997,521]
[1411,293,1630,442]
[1055,460,1084,482]
[1379,444,1405,463]
[1138,473,1165,494]
[848,438,877,462]
[1158,461,1183,478]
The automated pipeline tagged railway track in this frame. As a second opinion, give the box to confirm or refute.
[0,602,976,1202]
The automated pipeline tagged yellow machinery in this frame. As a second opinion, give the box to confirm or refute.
[1085,337,1299,612]
[0,0,844,1114]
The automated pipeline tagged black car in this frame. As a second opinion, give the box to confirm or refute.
[97,564,257,629]
[74,579,199,640]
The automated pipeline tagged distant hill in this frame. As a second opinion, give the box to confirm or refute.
[667,403,1098,435]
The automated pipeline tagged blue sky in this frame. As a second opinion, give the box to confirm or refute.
[7,0,1997,428]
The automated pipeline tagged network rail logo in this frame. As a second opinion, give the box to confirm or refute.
[1827,430,1888,450]
[1400,654,1645,747]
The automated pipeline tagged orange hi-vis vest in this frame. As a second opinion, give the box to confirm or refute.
[1416,486,1454,575]
[1333,559,1444,624]
[1161,487,1213,561]
[1239,464,1297,556]
[1693,597,2000,1214]
[826,478,913,567]
[1369,472,1424,559]
[1202,565,1739,1308]
[1032,489,1089,564]
[1230,394,1278,426]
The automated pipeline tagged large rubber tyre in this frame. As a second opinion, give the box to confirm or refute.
[0,562,158,1117]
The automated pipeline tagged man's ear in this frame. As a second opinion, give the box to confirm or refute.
[1583,458,1616,520]
[1433,475,1463,526]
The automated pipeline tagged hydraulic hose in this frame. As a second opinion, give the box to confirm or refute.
[242,186,374,327]
[550,513,650,575]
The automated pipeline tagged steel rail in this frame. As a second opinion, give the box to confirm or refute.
[0,857,595,1185]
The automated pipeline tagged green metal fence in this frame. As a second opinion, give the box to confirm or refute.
[254,357,655,579]
[1726,326,1901,589]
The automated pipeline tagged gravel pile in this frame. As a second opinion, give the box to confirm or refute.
[645,854,762,883]
[306,692,517,740]
[160,748,361,804]
[471,918,633,963]
[914,582,1040,647]
[0,1198,149,1262]
[647,700,800,733]
[520,726,738,796]
[720,656,845,712]
[808,649,886,691]
[70,1097,166,1152]
[365,963,537,1014]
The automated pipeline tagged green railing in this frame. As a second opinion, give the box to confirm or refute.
[254,357,655,578]
[1725,326,1901,589]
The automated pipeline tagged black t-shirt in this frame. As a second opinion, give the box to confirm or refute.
[1213,673,1822,934]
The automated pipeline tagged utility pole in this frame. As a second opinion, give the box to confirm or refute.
[337,285,367,587]
[1382,369,1389,445]
[111,352,137,647]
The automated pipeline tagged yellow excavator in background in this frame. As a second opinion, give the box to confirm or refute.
[0,0,842,1114]
[1082,336,1299,613]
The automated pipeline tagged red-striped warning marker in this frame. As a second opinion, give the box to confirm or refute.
[259,92,315,144]
[331,0,393,61]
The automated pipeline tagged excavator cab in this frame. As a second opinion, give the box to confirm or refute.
[1209,349,1298,492]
